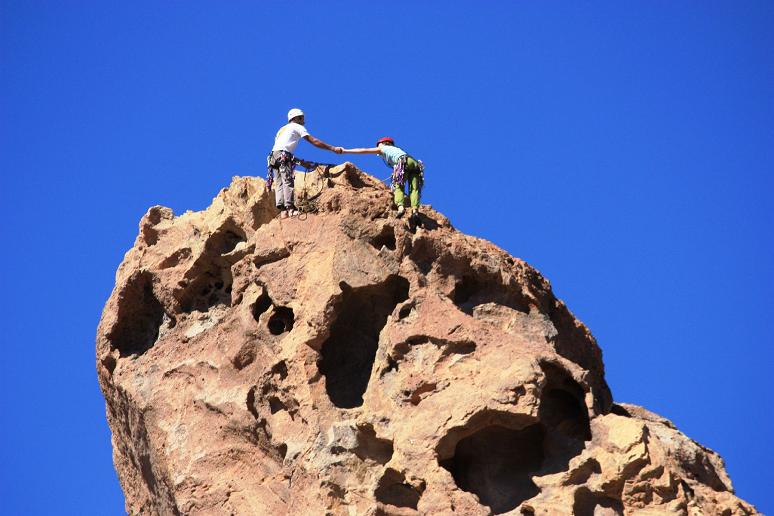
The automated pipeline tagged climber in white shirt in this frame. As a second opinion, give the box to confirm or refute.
[267,108,343,218]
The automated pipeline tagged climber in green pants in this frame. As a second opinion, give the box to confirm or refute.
[341,137,424,225]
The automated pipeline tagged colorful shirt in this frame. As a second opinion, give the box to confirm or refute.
[379,144,407,168]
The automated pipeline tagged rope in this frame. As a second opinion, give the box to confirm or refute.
[295,163,332,219]
[266,158,334,221]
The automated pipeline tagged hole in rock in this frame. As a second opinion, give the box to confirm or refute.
[268,306,294,335]
[452,274,531,315]
[544,302,610,401]
[271,360,288,379]
[176,224,246,313]
[101,354,117,374]
[209,226,246,255]
[268,396,285,414]
[141,226,159,246]
[397,303,413,320]
[396,336,476,363]
[537,363,592,475]
[375,469,422,510]
[572,488,624,516]
[319,275,410,408]
[251,290,273,321]
[443,340,477,356]
[246,386,263,423]
[179,268,233,313]
[353,425,394,465]
[159,247,191,269]
[369,225,396,251]
[407,236,436,275]
[452,275,476,307]
[146,206,166,225]
[277,443,288,460]
[409,382,437,405]
[541,389,591,440]
[380,357,399,377]
[539,363,591,438]
[109,272,166,357]
[567,459,601,485]
[253,248,290,269]
[233,341,256,370]
[440,423,544,514]
[414,258,433,276]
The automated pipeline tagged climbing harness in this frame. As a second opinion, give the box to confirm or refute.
[266,150,336,218]
[266,150,296,191]
[267,152,332,194]
[391,155,424,191]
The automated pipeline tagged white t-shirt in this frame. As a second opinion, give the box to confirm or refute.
[272,122,309,153]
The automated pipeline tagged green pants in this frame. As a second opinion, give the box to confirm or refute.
[393,158,422,209]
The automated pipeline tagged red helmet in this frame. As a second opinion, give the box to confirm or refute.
[376,137,394,146]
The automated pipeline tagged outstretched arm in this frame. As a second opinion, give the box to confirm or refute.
[304,134,343,154]
[341,147,382,155]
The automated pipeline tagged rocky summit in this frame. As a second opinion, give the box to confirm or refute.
[96,164,757,515]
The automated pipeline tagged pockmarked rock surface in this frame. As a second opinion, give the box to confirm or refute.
[97,164,758,515]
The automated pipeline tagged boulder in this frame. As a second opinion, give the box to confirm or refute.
[96,164,757,515]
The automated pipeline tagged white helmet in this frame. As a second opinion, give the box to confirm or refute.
[287,108,304,121]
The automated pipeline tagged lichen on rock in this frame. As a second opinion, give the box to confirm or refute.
[96,164,758,515]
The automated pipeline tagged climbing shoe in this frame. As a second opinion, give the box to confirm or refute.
[396,205,405,218]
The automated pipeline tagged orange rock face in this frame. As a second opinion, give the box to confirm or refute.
[96,165,757,515]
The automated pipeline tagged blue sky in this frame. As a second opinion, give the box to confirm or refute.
[1,2,772,514]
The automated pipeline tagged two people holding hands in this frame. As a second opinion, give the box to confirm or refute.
[268,108,423,223]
